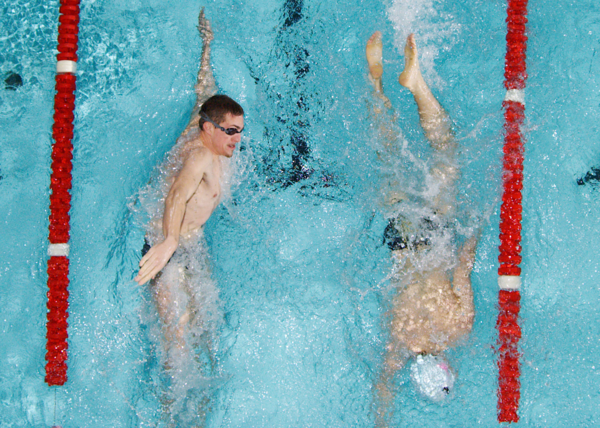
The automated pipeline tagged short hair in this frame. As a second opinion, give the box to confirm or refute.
[199,94,244,129]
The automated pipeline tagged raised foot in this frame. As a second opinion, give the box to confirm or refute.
[366,31,383,80]
[398,33,423,91]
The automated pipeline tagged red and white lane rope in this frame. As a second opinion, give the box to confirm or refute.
[497,0,528,422]
[46,0,80,386]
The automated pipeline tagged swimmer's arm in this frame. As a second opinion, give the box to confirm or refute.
[382,347,410,378]
[451,235,478,313]
[375,345,409,423]
[135,149,210,285]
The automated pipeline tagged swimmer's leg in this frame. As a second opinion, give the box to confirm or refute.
[398,34,454,154]
[152,271,192,365]
[374,341,409,427]
[154,259,216,425]
[365,31,403,172]
[183,8,218,135]
[182,273,218,374]
[399,34,459,213]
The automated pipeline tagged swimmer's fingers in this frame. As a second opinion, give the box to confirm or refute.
[135,265,159,285]
[138,245,160,269]
[135,251,161,285]
[135,247,157,280]
[135,250,167,285]
[134,240,177,285]
[139,246,153,267]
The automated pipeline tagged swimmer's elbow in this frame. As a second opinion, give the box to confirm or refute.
[166,186,192,207]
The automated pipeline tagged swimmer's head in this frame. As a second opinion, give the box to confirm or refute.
[199,94,244,130]
[410,354,456,402]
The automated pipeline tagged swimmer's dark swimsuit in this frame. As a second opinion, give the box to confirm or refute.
[141,239,151,257]
[383,216,442,251]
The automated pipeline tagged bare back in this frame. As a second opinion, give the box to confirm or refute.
[390,267,473,355]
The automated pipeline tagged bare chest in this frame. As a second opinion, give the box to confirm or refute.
[191,160,222,209]
[178,157,223,233]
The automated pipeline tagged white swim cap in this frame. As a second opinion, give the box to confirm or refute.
[410,354,456,402]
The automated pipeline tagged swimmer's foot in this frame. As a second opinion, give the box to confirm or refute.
[367,31,383,86]
[398,34,425,93]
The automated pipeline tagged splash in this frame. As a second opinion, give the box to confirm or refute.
[387,0,461,88]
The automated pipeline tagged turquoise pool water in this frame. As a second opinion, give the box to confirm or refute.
[2,0,600,426]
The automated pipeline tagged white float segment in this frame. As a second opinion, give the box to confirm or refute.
[48,243,70,257]
[56,60,77,74]
[504,89,525,105]
[498,275,521,290]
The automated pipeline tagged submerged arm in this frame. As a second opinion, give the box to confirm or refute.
[135,149,210,285]
[375,344,410,427]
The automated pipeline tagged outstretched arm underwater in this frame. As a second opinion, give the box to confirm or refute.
[183,8,217,136]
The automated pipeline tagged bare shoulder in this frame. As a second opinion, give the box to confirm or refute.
[180,145,214,170]
[169,145,215,189]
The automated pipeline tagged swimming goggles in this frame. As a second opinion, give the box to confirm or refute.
[201,113,243,136]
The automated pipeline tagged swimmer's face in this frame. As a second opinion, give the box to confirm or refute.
[209,113,244,158]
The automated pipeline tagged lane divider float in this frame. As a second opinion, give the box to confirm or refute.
[46,0,80,387]
[497,0,528,422]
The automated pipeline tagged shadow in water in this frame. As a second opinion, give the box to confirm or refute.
[4,72,23,90]
[577,166,600,186]
[246,0,343,196]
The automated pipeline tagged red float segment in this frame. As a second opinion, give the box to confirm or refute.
[59,5,80,16]
[57,52,78,62]
[59,14,80,25]
[56,1,80,62]
[46,0,81,387]
[55,73,77,88]
[46,255,71,385]
[497,290,522,422]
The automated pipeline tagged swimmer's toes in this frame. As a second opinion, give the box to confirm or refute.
[368,31,382,47]
[406,33,417,54]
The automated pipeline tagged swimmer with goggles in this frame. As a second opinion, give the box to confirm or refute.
[200,112,244,135]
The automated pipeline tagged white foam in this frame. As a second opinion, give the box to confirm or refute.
[387,0,461,88]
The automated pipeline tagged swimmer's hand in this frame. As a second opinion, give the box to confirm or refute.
[134,237,178,285]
